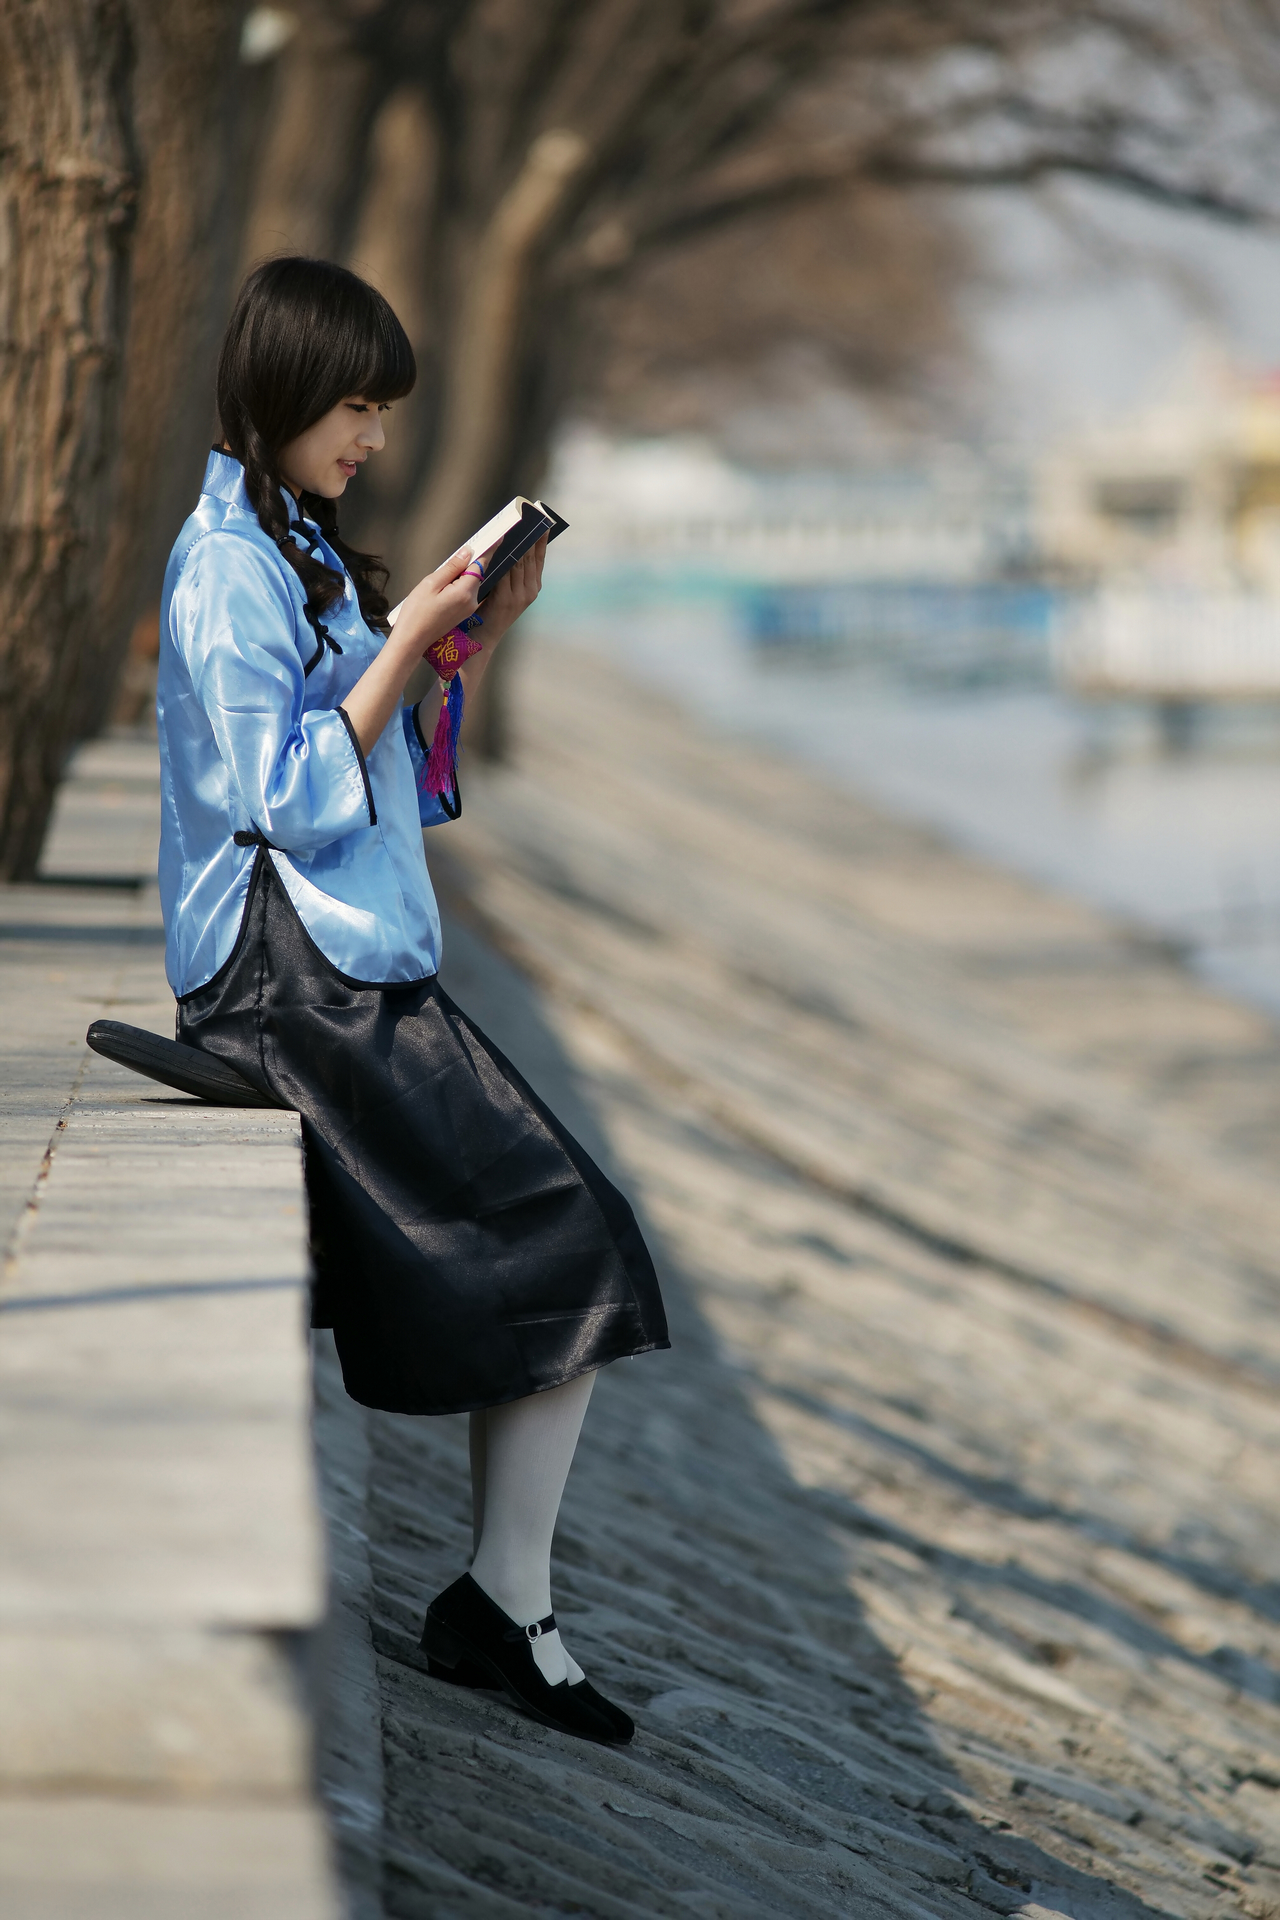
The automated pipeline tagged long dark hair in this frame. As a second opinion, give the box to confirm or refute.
[216,257,415,632]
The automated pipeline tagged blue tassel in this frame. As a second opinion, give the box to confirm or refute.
[446,672,465,760]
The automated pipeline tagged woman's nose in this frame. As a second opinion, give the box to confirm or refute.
[361,416,386,452]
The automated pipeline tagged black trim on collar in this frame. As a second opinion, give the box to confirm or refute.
[336,706,377,826]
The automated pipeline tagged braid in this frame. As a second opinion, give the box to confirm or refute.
[303,492,393,632]
[235,422,393,634]
[240,424,347,620]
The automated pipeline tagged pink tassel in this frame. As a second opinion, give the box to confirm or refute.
[424,675,464,794]
[420,626,483,797]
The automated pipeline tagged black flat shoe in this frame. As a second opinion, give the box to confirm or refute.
[425,1652,496,1689]
[421,1573,632,1745]
[427,1651,633,1741]
[566,1674,634,1744]
[85,1020,280,1108]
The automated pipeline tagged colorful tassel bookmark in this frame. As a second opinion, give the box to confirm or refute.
[420,622,484,796]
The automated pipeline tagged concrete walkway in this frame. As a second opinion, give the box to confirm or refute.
[0,738,338,1919]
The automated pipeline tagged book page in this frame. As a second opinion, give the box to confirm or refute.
[465,497,531,560]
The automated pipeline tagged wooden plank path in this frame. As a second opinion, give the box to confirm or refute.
[359,641,1280,1918]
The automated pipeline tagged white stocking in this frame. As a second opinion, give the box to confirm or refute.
[468,1371,595,1686]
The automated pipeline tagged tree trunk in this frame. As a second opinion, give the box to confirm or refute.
[399,128,589,579]
[237,1,379,272]
[0,0,138,880]
[390,127,589,763]
[339,82,441,556]
[69,0,261,750]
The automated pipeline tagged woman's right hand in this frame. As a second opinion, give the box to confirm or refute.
[344,544,493,757]
[392,543,493,656]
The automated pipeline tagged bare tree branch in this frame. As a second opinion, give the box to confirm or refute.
[866,151,1270,225]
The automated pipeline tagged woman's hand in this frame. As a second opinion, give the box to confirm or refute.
[342,545,493,758]
[448,535,549,718]
[475,535,548,646]
[392,543,488,655]
[342,534,548,761]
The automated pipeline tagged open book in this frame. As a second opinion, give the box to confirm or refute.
[466,496,568,599]
[387,496,568,629]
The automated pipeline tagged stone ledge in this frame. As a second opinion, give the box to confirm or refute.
[1,782,340,1918]
[0,1798,338,1920]
[0,1628,314,1791]
[0,1099,321,1634]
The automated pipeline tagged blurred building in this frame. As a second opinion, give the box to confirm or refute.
[551,426,1034,586]
[1040,348,1280,592]
[543,426,1052,691]
[1041,352,1280,703]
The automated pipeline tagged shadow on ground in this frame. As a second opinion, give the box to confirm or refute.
[349,907,1193,1920]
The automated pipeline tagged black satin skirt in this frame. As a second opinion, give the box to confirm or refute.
[176,851,669,1414]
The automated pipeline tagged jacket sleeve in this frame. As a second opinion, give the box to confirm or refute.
[171,531,376,850]
[401,700,459,829]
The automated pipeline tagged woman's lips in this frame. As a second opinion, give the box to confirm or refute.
[338,459,358,476]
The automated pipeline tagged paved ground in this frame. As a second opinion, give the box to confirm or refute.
[344,643,1280,1919]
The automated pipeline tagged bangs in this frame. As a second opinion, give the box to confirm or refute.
[337,293,417,405]
[286,261,417,416]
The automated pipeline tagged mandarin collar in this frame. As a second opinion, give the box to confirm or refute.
[200,448,302,526]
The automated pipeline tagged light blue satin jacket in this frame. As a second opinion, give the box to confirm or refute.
[158,450,453,997]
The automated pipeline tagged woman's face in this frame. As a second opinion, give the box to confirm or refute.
[278,396,389,498]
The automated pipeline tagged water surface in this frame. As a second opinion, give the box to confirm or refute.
[533,575,1280,1020]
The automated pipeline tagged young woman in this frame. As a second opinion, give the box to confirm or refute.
[158,256,669,1746]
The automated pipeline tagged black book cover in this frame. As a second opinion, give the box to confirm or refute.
[476,500,568,600]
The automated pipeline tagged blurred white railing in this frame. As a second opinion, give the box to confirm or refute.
[566,516,1010,584]
[1055,589,1280,698]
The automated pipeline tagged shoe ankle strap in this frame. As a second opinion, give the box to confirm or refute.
[504,1611,556,1643]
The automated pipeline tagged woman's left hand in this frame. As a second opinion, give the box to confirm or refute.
[475,534,548,645]
[415,534,549,744]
